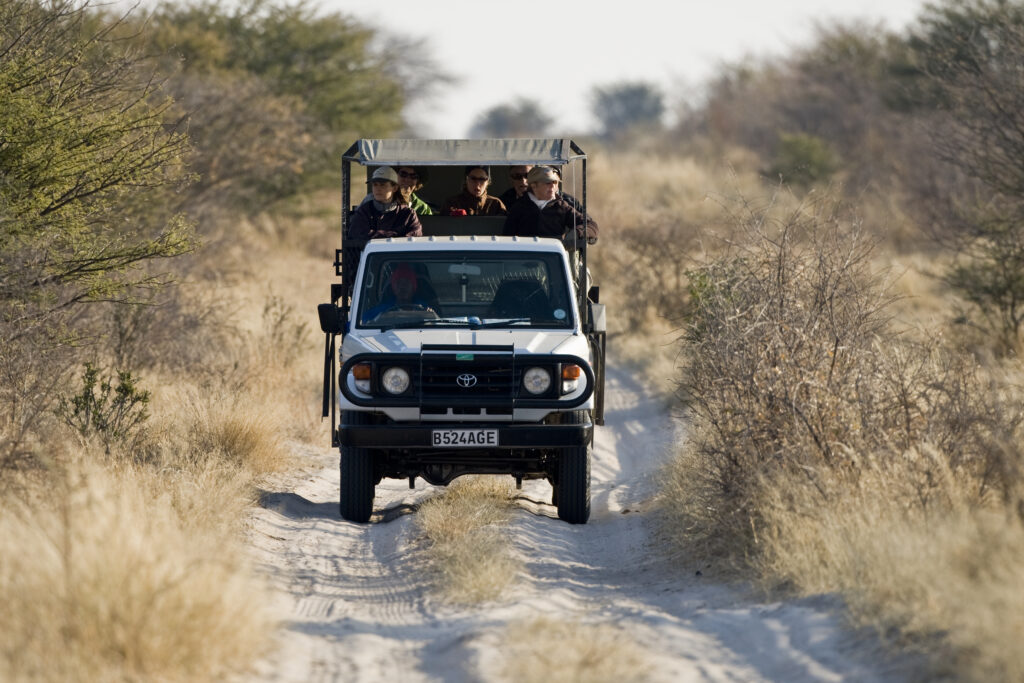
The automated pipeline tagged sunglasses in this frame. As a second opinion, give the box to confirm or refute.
[397,170,418,179]
[467,175,489,182]
[509,173,528,180]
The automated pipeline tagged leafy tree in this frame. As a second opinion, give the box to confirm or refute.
[469,98,553,138]
[905,0,1024,348]
[765,133,839,189]
[0,0,193,464]
[0,0,194,336]
[130,0,452,208]
[590,81,665,141]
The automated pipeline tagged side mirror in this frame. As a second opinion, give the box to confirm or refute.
[588,285,600,304]
[318,303,344,334]
[589,303,606,333]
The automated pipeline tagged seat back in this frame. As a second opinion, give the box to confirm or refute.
[419,215,506,237]
[488,278,552,319]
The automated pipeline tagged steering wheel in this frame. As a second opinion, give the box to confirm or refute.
[370,303,440,323]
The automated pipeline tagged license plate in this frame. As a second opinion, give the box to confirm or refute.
[431,429,499,447]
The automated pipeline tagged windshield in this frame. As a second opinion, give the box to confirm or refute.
[356,250,574,329]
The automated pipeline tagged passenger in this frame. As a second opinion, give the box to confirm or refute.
[359,166,436,215]
[364,263,436,319]
[395,165,436,215]
[503,165,598,244]
[348,167,423,240]
[498,165,532,209]
[441,165,507,216]
[503,165,583,213]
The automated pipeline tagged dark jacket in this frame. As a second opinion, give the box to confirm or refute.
[499,188,580,212]
[348,201,422,240]
[503,194,598,243]
[441,190,507,216]
[498,187,524,209]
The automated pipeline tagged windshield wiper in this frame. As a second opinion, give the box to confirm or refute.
[474,318,533,328]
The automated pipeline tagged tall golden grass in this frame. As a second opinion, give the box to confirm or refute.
[646,184,1024,680]
[0,210,328,680]
[0,454,275,682]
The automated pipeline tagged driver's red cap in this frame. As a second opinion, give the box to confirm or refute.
[390,264,418,291]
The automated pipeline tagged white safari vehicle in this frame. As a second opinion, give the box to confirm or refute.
[317,139,606,524]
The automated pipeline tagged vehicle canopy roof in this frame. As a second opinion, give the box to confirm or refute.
[361,235,570,254]
[343,138,585,167]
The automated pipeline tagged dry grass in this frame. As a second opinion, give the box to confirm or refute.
[654,188,1024,679]
[158,384,293,476]
[585,148,798,390]
[0,210,330,680]
[754,450,1024,682]
[0,454,275,682]
[498,617,652,683]
[415,476,521,604]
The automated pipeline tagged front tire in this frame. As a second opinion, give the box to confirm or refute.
[556,410,591,524]
[340,411,375,523]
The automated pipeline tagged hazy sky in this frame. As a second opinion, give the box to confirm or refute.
[331,0,932,138]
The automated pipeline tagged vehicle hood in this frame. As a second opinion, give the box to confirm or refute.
[342,328,588,358]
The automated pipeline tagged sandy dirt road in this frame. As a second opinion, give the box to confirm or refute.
[246,356,913,682]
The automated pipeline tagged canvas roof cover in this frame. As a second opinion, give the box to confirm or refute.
[346,139,584,166]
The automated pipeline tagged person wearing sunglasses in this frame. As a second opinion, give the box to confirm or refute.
[498,165,533,209]
[441,165,507,216]
[394,166,437,215]
[356,166,436,216]
[503,165,598,244]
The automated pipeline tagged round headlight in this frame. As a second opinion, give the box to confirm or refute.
[522,367,551,395]
[381,367,410,394]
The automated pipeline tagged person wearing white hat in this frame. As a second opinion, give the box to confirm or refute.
[503,165,597,244]
[348,166,423,239]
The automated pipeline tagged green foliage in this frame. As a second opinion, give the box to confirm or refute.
[0,0,195,331]
[902,1,1024,349]
[127,0,448,206]
[56,363,151,450]
[590,81,665,142]
[765,133,839,188]
[470,99,553,138]
[146,0,407,137]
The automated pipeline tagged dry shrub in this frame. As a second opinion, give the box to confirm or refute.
[660,195,1024,678]
[0,455,275,682]
[415,476,520,604]
[499,617,652,683]
[663,196,1020,561]
[0,332,70,473]
[757,451,1024,682]
[583,151,800,386]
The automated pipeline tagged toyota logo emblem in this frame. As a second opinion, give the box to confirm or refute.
[456,373,478,388]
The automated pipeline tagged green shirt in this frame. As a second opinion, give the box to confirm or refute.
[408,192,434,216]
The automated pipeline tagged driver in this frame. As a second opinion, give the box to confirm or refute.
[364,264,437,320]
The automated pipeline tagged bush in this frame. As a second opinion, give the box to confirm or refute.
[665,196,1022,566]
[765,132,839,188]
[56,364,151,453]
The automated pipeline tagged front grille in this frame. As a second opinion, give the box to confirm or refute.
[420,355,519,404]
